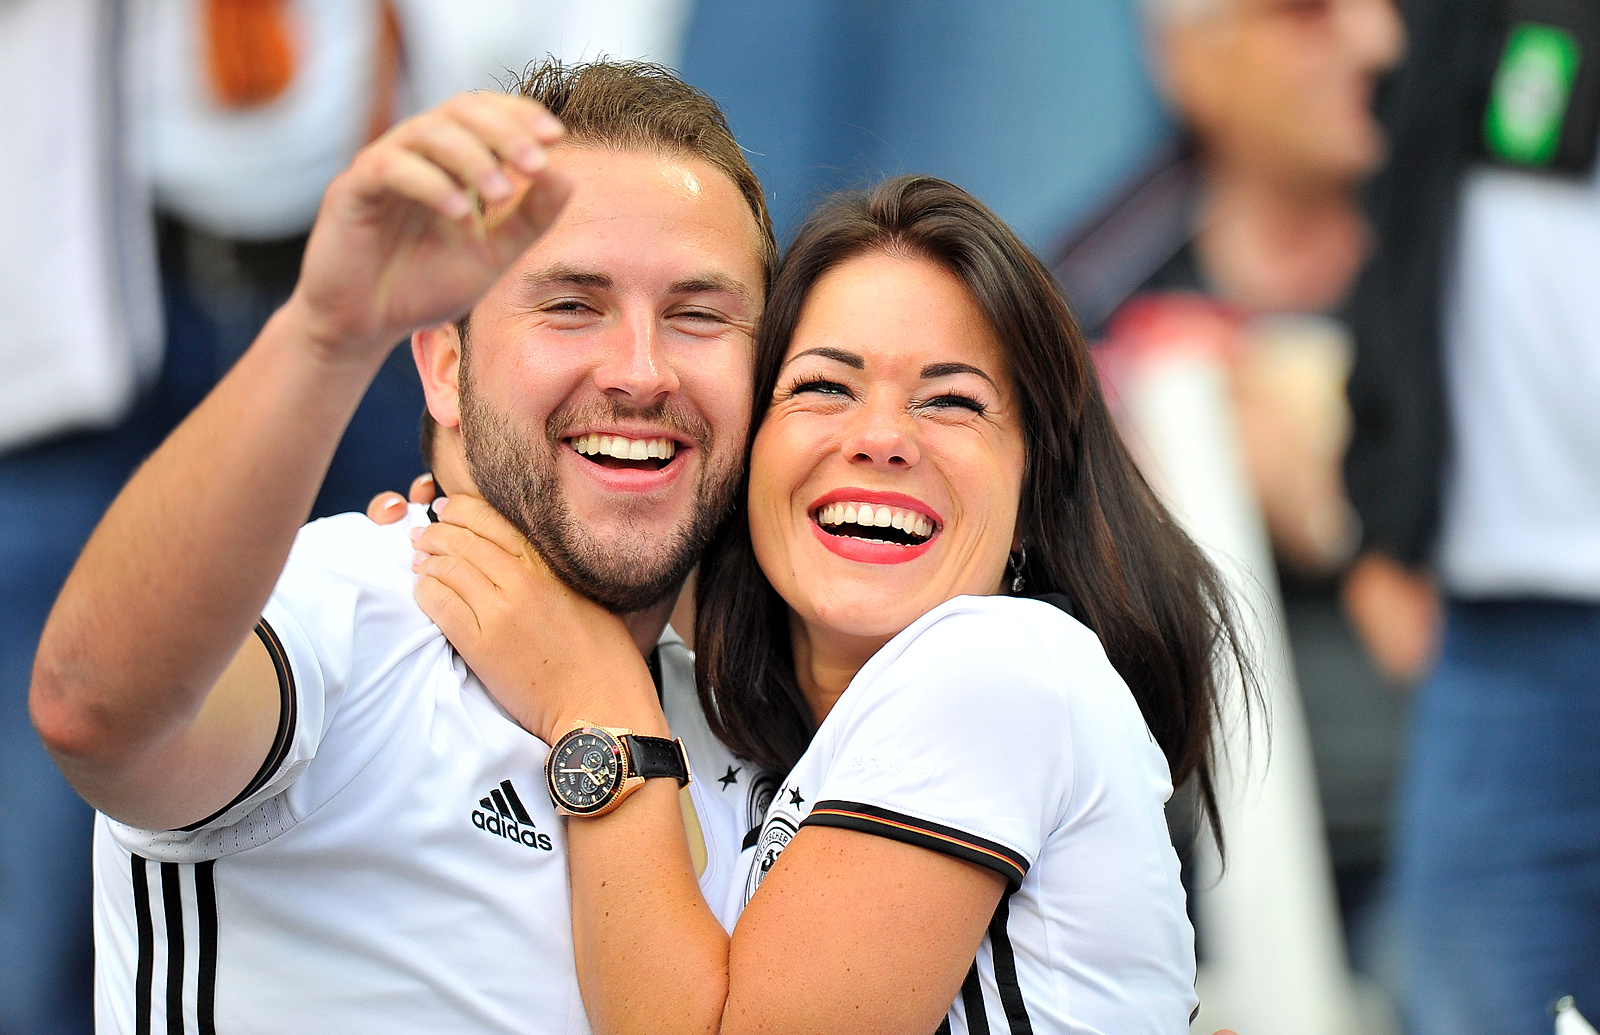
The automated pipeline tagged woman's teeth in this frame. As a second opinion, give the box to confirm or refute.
[815,502,935,540]
[571,434,677,461]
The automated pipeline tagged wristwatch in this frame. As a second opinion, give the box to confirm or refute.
[544,724,691,817]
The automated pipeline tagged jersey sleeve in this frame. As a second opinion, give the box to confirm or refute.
[798,605,1076,890]
[104,516,384,860]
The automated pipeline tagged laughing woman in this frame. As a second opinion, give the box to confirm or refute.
[414,176,1251,1034]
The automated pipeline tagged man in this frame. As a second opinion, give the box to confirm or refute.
[1347,0,1600,1028]
[30,61,775,1032]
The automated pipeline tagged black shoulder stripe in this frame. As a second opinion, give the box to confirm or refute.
[741,825,762,851]
[180,620,298,831]
[799,800,1029,889]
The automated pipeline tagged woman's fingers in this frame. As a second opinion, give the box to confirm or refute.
[413,531,502,613]
[407,473,437,505]
[431,495,538,566]
[412,517,524,593]
[414,573,482,646]
[367,491,408,524]
[365,473,435,525]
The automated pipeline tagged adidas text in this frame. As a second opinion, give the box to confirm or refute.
[472,810,553,851]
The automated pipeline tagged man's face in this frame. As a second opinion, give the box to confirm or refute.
[450,146,764,613]
[1165,0,1404,185]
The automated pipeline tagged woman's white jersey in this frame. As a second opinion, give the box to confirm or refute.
[729,595,1198,1035]
[91,508,761,1034]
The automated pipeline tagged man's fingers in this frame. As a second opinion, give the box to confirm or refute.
[408,473,437,504]
[448,97,558,179]
[400,115,517,206]
[488,166,573,261]
[367,492,408,524]
[365,148,472,220]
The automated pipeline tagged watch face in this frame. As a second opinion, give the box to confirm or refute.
[546,728,625,815]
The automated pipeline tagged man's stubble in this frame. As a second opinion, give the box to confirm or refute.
[457,356,742,616]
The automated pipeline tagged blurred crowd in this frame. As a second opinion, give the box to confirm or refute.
[3,0,1596,1033]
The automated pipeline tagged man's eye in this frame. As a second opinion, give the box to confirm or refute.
[545,300,595,314]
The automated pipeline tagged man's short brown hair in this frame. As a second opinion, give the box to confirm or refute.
[420,59,776,472]
[510,59,777,285]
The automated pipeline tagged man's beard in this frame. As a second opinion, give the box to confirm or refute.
[457,375,741,615]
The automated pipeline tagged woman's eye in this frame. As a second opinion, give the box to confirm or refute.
[790,378,852,398]
[924,393,985,414]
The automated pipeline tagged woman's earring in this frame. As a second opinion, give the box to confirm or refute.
[1008,543,1027,595]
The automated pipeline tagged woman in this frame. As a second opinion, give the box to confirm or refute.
[412,176,1249,1033]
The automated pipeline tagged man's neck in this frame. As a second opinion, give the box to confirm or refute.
[1194,157,1368,314]
[623,594,678,658]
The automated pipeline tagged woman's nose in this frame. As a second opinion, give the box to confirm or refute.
[842,407,919,468]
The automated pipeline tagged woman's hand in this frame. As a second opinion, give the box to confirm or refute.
[367,474,437,524]
[409,494,661,744]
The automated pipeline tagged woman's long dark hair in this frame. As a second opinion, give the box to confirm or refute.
[695,175,1254,849]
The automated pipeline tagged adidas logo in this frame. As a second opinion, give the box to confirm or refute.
[471,779,553,851]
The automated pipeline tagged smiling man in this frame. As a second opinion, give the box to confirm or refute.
[29,62,775,1034]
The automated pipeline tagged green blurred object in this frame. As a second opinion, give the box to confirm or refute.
[1485,21,1582,166]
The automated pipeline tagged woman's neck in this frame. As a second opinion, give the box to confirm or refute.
[788,614,892,726]
[1193,158,1368,315]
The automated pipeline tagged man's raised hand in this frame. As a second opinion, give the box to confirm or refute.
[288,93,571,364]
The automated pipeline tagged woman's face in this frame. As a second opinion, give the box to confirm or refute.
[748,251,1028,646]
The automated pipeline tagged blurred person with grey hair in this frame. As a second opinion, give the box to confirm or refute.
[1051,0,1409,984]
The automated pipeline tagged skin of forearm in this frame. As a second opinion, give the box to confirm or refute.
[569,779,731,1035]
[31,298,387,789]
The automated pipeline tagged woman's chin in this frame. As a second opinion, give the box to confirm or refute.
[798,586,959,646]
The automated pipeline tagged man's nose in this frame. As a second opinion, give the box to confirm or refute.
[841,404,919,468]
[591,312,680,404]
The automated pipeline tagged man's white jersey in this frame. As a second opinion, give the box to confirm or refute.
[91,507,760,1034]
[728,595,1198,1035]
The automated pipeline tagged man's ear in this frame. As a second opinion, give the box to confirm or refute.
[413,322,464,429]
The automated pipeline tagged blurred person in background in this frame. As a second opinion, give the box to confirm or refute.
[1,2,161,1031]
[1346,0,1600,1028]
[1051,0,1409,989]
[134,0,427,518]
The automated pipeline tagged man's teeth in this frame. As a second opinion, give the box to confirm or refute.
[815,503,935,540]
[570,434,678,461]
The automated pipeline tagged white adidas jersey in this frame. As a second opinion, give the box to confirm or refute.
[728,595,1198,1034]
[92,508,765,1034]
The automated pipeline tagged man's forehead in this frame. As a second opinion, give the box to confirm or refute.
[498,145,764,296]
[517,262,759,308]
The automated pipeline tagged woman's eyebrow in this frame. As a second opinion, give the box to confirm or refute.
[921,361,997,388]
[782,347,864,370]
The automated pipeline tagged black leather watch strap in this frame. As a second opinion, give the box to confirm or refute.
[623,735,690,787]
